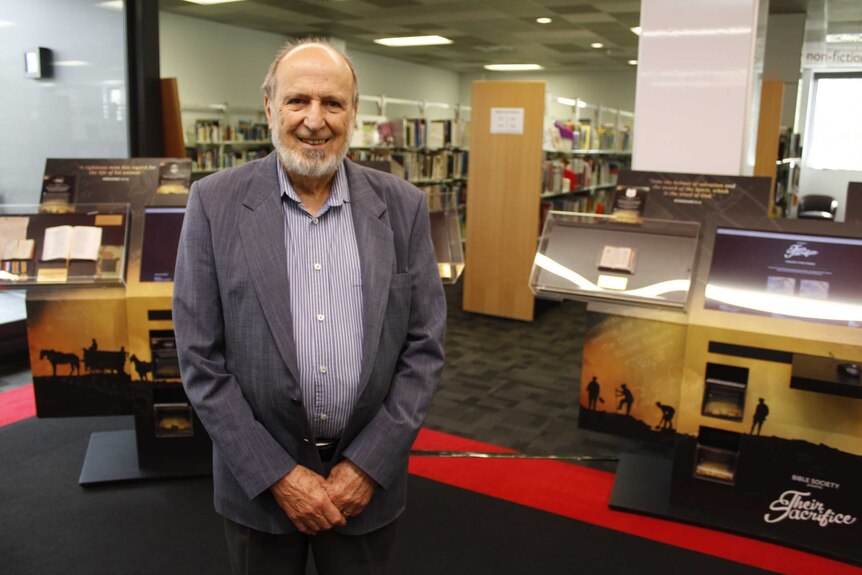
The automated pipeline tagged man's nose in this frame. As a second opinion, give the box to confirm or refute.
[304,101,325,131]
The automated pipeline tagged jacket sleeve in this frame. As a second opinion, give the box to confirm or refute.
[342,192,446,488]
[173,184,297,499]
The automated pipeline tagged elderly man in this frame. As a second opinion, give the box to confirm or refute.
[173,38,446,574]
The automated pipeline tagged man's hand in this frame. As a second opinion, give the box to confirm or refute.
[270,465,346,535]
[324,459,376,519]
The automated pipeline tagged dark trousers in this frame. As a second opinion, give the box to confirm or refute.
[223,517,398,575]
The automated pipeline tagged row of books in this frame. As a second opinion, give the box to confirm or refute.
[540,189,612,231]
[350,149,468,183]
[547,120,632,152]
[191,147,270,171]
[192,119,270,144]
[542,156,624,196]
[353,118,470,149]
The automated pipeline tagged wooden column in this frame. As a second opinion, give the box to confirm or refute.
[463,81,544,321]
[754,80,784,216]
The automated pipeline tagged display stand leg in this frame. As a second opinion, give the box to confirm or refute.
[78,429,211,486]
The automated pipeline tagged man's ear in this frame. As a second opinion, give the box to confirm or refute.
[264,96,273,128]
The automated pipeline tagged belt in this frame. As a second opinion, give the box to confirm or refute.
[315,438,339,462]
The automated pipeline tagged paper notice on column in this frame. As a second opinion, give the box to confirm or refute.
[490,108,525,134]
[41,225,103,261]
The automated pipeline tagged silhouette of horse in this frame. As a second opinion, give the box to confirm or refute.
[129,354,154,381]
[40,349,80,377]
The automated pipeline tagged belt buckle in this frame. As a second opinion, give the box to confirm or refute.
[315,439,337,449]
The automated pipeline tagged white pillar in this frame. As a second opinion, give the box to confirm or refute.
[632,0,764,175]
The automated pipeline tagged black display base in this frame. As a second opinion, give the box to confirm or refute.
[609,452,675,516]
[79,429,211,486]
[609,452,860,567]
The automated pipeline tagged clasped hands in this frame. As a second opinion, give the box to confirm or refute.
[270,459,376,535]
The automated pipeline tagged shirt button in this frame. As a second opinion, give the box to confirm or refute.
[319,365,328,374]
[316,314,324,321]
[320,413,328,421]
[313,263,321,270]
[312,218,319,225]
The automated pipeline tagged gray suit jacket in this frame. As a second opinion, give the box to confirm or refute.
[173,153,446,535]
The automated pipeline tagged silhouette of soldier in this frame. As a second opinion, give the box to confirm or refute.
[616,383,634,416]
[586,376,601,410]
[751,397,769,435]
[89,338,98,351]
[655,401,675,430]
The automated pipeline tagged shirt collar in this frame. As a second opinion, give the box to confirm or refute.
[276,159,350,208]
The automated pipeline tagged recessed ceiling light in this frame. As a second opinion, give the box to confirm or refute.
[591,42,604,49]
[484,64,545,71]
[628,60,638,66]
[182,0,246,5]
[631,26,642,36]
[374,35,453,47]
[536,17,552,24]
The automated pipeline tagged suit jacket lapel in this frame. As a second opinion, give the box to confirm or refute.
[238,154,301,386]
[346,161,394,394]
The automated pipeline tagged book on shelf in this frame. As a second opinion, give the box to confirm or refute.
[41,225,102,261]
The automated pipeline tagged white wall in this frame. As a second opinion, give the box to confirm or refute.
[159,12,463,130]
[159,12,288,111]
[349,51,461,120]
[0,0,127,205]
[459,70,637,119]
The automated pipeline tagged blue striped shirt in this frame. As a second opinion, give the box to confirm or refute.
[278,160,363,439]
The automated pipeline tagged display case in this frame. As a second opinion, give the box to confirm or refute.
[0,203,129,287]
[427,189,464,284]
[530,211,700,308]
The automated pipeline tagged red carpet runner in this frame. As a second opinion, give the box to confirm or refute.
[0,384,35,427]
[410,428,860,575]
[1,385,858,574]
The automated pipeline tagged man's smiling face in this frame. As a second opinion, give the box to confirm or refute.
[266,44,356,180]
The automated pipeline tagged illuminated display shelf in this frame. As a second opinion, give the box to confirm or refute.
[529,211,700,309]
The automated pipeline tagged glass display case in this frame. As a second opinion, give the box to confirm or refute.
[0,203,129,287]
[530,211,700,308]
[427,189,465,284]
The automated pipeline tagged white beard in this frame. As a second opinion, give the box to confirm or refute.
[269,105,353,179]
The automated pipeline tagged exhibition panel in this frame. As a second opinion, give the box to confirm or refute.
[22,157,212,483]
[537,169,862,564]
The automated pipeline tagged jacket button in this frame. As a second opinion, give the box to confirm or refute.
[291,397,301,405]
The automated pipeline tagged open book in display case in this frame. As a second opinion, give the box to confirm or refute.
[0,203,129,287]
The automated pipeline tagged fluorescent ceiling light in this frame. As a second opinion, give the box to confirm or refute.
[182,0,246,4]
[826,33,862,43]
[96,1,124,10]
[536,17,552,24]
[54,60,90,67]
[484,64,544,71]
[631,26,642,36]
[556,97,587,108]
[628,60,638,65]
[0,20,20,27]
[591,42,604,49]
[374,35,452,47]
